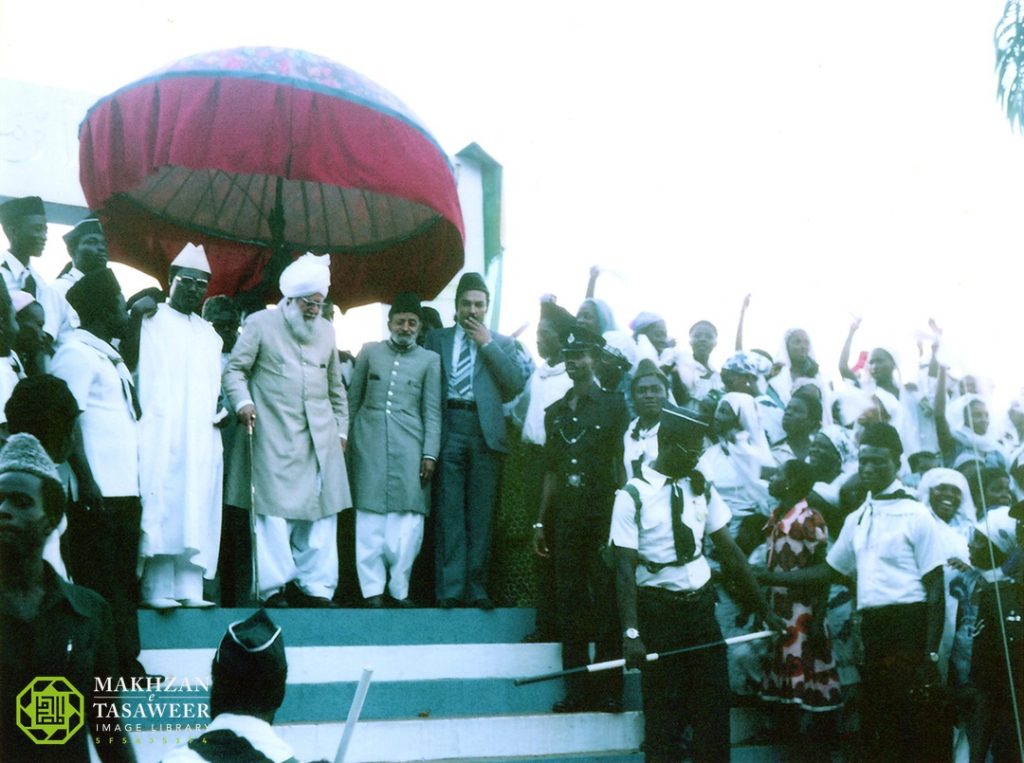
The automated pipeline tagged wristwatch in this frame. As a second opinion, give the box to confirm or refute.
[926,651,940,663]
[624,627,640,640]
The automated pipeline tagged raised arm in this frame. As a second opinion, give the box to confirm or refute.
[837,317,861,383]
[934,364,954,463]
[585,265,600,299]
[735,293,751,351]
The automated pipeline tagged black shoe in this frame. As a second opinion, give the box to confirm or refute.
[472,597,495,611]
[438,598,459,609]
[263,591,290,608]
[552,694,589,713]
[305,596,338,608]
[392,597,416,609]
[364,595,387,609]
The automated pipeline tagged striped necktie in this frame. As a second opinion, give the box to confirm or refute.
[451,337,473,398]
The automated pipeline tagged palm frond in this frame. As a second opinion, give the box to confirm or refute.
[995,0,1024,131]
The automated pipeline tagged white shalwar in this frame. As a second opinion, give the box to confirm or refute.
[256,514,339,600]
[355,510,425,600]
[135,304,224,594]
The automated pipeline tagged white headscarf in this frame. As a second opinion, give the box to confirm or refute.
[719,392,773,460]
[279,253,330,298]
[769,327,832,425]
[917,467,977,534]
[946,393,1003,457]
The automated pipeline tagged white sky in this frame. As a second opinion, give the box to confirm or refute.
[1,1,1022,406]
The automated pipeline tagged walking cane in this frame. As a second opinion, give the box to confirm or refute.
[247,423,261,602]
[513,630,777,686]
[334,667,374,763]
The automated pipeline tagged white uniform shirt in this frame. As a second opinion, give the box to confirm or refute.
[623,418,659,480]
[162,713,295,763]
[1,250,78,339]
[51,267,84,298]
[609,463,731,592]
[826,481,946,610]
[50,329,139,497]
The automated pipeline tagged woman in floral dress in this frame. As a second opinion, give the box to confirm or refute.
[760,459,843,742]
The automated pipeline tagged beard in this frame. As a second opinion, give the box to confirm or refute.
[283,300,317,344]
[390,331,416,348]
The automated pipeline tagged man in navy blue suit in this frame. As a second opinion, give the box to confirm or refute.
[426,272,527,609]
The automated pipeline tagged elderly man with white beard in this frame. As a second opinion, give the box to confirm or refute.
[223,254,352,608]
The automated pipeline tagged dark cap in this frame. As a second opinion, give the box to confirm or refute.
[561,325,606,353]
[214,609,286,678]
[631,358,669,391]
[859,421,904,459]
[62,215,103,248]
[659,404,709,447]
[0,196,45,226]
[66,268,121,315]
[539,300,575,338]
[389,291,423,319]
[455,272,489,302]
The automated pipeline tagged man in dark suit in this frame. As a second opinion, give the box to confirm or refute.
[426,272,527,609]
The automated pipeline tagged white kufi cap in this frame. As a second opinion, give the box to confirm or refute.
[170,242,212,274]
[279,253,330,298]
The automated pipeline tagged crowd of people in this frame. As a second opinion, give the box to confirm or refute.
[0,193,1022,762]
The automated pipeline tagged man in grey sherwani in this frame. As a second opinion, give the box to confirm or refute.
[223,254,351,608]
[348,293,442,608]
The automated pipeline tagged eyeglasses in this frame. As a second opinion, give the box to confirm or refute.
[299,297,326,309]
[174,275,209,290]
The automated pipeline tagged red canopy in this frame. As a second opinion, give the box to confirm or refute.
[79,47,464,309]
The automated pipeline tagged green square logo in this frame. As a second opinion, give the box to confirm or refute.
[16,676,85,744]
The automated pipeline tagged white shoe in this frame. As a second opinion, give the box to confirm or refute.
[142,598,181,610]
[178,598,216,608]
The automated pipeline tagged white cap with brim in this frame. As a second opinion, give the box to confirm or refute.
[170,243,212,274]
[280,253,330,298]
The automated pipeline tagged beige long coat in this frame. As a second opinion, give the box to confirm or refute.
[223,308,351,520]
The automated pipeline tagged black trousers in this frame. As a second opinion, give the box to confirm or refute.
[637,584,730,763]
[859,603,952,763]
[552,492,622,701]
[523,443,557,638]
[63,496,143,678]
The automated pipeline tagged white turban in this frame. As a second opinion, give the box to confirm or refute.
[279,253,330,298]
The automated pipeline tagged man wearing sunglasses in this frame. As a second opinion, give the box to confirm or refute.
[223,253,351,608]
[130,243,225,609]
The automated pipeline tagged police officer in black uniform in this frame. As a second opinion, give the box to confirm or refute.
[533,325,629,713]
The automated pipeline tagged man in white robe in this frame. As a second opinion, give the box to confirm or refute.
[223,254,351,608]
[130,243,224,608]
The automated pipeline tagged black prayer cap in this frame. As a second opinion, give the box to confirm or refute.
[66,268,121,316]
[561,324,606,353]
[62,214,103,248]
[0,196,45,227]
[389,291,423,319]
[859,421,904,460]
[539,300,575,338]
[659,403,709,447]
[455,272,489,302]
[214,609,286,678]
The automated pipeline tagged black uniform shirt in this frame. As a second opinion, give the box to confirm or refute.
[0,563,129,762]
[543,382,629,498]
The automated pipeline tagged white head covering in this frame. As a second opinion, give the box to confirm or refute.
[10,290,35,314]
[917,467,977,532]
[170,243,212,274]
[279,253,330,298]
[717,391,774,467]
[946,393,1002,456]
